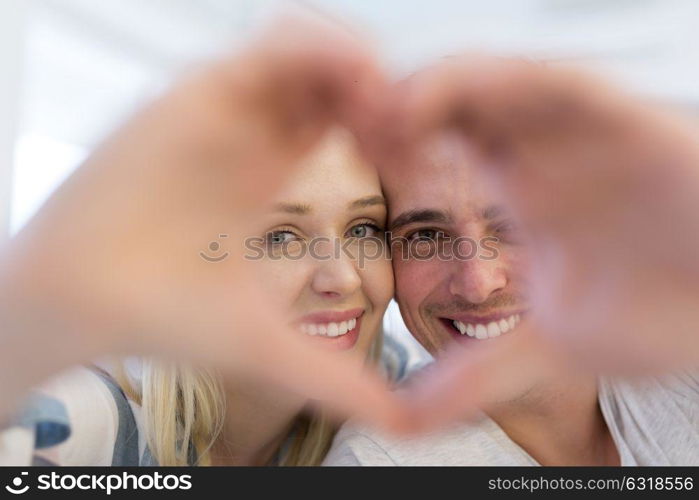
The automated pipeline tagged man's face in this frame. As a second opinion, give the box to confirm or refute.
[382,138,530,357]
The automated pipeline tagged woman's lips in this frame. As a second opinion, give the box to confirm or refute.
[298,307,364,324]
[296,308,365,351]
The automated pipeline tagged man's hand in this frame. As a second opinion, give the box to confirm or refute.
[366,57,699,430]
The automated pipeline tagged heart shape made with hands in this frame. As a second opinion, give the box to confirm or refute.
[6,14,699,435]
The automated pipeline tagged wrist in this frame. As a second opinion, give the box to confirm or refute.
[0,245,114,382]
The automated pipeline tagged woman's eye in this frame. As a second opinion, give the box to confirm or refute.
[266,231,298,245]
[407,229,446,242]
[347,223,380,239]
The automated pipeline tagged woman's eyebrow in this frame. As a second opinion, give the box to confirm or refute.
[274,202,312,215]
[348,195,386,210]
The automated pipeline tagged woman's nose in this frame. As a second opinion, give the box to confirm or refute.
[310,251,362,298]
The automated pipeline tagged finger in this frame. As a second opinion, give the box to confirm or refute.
[370,58,639,191]
[247,327,411,433]
[192,266,412,434]
[223,9,388,159]
[398,324,570,433]
[134,264,411,433]
[370,59,664,237]
[226,279,410,432]
[395,58,612,152]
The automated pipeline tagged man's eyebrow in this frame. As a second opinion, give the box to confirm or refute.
[274,202,312,215]
[348,195,386,210]
[389,209,452,232]
[482,205,506,220]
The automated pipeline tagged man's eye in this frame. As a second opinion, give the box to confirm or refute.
[407,229,446,242]
[266,231,298,245]
[494,221,514,234]
[347,223,381,239]
[493,221,520,242]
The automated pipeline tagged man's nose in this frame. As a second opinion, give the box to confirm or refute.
[447,256,507,304]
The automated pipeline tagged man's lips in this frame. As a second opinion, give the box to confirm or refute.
[440,310,526,340]
[445,310,527,325]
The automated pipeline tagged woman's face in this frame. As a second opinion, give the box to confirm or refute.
[251,130,393,359]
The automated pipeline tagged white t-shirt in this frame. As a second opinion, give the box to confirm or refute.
[0,366,152,466]
[0,333,410,467]
[324,371,699,466]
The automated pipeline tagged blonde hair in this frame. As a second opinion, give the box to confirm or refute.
[114,333,382,466]
[113,128,385,466]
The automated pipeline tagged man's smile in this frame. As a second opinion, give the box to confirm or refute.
[439,311,525,340]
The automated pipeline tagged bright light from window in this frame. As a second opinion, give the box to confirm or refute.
[11,134,86,235]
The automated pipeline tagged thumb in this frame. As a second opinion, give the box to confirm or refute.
[398,324,568,433]
[247,327,411,433]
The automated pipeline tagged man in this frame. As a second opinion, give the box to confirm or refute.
[324,129,699,465]
[2,10,699,448]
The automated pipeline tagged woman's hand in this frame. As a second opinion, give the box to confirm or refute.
[0,13,406,431]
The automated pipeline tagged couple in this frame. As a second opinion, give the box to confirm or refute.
[2,15,699,466]
[4,127,393,466]
[6,116,698,467]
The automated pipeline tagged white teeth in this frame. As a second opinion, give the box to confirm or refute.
[499,319,509,333]
[487,321,501,338]
[300,317,360,338]
[452,314,522,341]
[452,320,467,334]
[327,322,339,337]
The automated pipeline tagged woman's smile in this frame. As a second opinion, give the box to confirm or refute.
[296,308,365,350]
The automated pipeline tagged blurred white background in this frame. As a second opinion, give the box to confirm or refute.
[1,0,698,361]
[3,0,699,236]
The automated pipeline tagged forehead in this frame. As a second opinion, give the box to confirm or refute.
[381,138,500,224]
[275,129,382,205]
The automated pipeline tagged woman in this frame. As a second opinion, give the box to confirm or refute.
[0,14,409,466]
[3,127,395,466]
